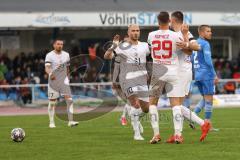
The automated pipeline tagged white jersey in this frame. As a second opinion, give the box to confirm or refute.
[147,29,182,72]
[176,31,194,72]
[115,41,150,64]
[114,41,150,80]
[45,50,70,71]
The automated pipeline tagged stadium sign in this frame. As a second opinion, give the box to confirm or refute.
[213,94,240,107]
[99,12,192,26]
[0,12,240,27]
[35,13,71,25]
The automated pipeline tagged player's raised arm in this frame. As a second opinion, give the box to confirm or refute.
[104,34,120,59]
[177,24,200,55]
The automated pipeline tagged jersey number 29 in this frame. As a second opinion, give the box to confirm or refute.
[152,40,172,59]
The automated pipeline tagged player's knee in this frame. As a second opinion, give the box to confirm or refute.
[48,100,57,112]
[49,100,56,108]
[66,98,73,105]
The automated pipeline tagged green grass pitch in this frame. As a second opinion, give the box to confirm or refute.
[0,108,240,160]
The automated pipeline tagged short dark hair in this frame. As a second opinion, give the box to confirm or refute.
[171,11,184,23]
[157,11,170,25]
[53,38,64,44]
[198,25,211,32]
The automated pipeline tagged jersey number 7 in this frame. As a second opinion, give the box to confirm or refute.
[152,40,172,59]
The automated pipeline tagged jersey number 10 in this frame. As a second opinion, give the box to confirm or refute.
[152,40,172,59]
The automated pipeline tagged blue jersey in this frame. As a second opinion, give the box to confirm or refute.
[192,37,216,81]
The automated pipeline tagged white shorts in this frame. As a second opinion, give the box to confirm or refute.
[150,74,185,98]
[160,74,185,98]
[179,71,192,96]
[48,77,72,99]
[48,85,60,99]
[120,73,149,102]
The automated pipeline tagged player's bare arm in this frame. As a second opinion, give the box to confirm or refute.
[176,24,190,51]
[45,64,55,80]
[181,24,190,42]
[177,24,200,54]
[189,40,200,51]
[183,24,200,51]
[176,41,192,55]
[104,34,120,59]
[180,41,200,55]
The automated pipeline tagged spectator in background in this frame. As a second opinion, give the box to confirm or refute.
[224,81,236,94]
[25,67,33,79]
[0,60,8,81]
[88,43,99,61]
[14,67,24,79]
[237,51,240,66]
[20,77,32,104]
[13,76,22,101]
[0,79,10,98]
[40,73,48,84]
[215,65,223,79]
[222,62,232,79]
[0,70,5,81]
[214,58,224,69]
[1,53,12,69]
[232,65,240,80]
[72,74,81,83]
[5,69,14,84]
[70,45,81,57]
[40,73,48,93]
[38,59,45,78]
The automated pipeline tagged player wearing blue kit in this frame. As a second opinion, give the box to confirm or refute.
[192,25,218,129]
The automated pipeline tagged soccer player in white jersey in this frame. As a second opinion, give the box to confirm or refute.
[104,25,160,142]
[171,11,199,129]
[45,39,79,128]
[148,11,210,144]
[170,11,211,140]
[170,11,199,103]
[110,35,131,126]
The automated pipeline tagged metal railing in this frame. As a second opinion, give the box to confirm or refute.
[0,79,239,102]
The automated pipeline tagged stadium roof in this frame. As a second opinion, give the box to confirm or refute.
[0,0,239,12]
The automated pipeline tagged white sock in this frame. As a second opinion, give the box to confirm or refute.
[48,101,56,124]
[149,105,160,136]
[130,107,142,137]
[66,99,74,122]
[172,105,183,136]
[181,105,204,126]
[121,104,129,118]
[126,104,131,117]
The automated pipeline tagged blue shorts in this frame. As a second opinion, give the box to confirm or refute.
[195,80,215,95]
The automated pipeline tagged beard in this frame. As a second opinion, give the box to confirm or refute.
[132,35,139,41]
[55,48,62,52]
